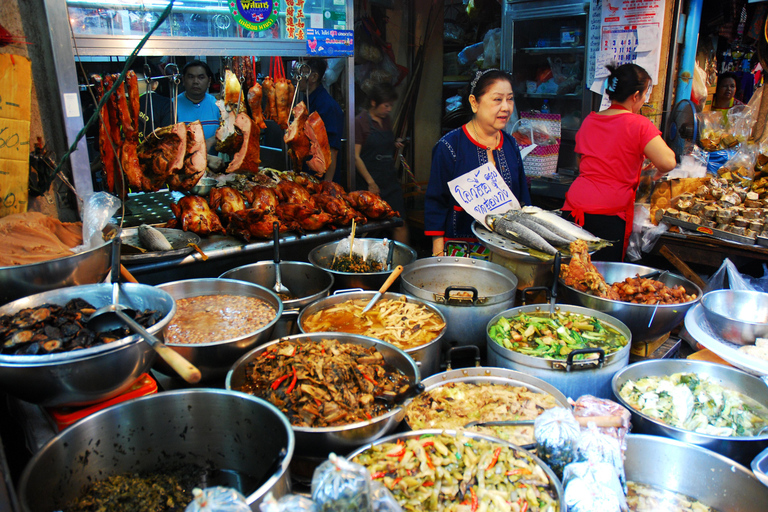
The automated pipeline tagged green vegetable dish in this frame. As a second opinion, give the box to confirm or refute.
[352,432,559,512]
[488,311,628,360]
[619,372,768,437]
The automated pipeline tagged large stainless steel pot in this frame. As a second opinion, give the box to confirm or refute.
[297,290,445,377]
[0,240,111,305]
[404,366,569,447]
[400,257,518,352]
[308,238,417,291]
[559,261,702,343]
[626,434,768,511]
[155,278,283,381]
[226,332,420,458]
[487,304,632,400]
[347,429,565,510]
[17,389,294,512]
[220,261,334,338]
[0,283,175,407]
[612,359,768,465]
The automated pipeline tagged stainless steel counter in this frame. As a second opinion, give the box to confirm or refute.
[124,219,403,284]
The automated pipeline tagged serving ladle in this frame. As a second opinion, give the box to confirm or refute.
[88,239,202,384]
[272,221,291,298]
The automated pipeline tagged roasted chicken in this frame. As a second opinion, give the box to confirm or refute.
[276,203,333,232]
[169,195,225,235]
[275,179,314,206]
[345,191,399,219]
[315,181,347,198]
[314,193,366,227]
[243,184,279,215]
[209,186,247,219]
[227,210,286,241]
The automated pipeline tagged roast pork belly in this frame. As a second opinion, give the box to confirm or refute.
[284,101,311,171]
[167,121,206,192]
[224,113,261,174]
[137,122,187,192]
[304,111,331,177]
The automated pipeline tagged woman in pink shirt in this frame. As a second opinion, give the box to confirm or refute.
[562,63,676,261]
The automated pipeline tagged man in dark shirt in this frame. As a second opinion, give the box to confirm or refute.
[297,58,344,181]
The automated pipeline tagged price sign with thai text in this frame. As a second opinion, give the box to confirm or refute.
[448,162,521,229]
[0,54,31,217]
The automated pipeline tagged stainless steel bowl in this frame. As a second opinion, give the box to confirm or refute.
[226,332,420,457]
[297,290,446,377]
[347,429,565,510]
[403,366,569,447]
[155,278,283,382]
[220,261,334,338]
[559,261,702,343]
[0,283,175,407]
[190,176,217,195]
[308,238,417,290]
[626,434,768,511]
[701,289,768,345]
[0,240,111,305]
[17,389,294,512]
[612,359,768,465]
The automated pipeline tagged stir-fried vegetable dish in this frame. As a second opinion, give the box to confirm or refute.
[488,311,628,360]
[301,297,445,351]
[405,382,559,446]
[236,338,413,427]
[352,432,559,512]
[329,253,383,273]
[627,481,718,512]
[619,372,768,437]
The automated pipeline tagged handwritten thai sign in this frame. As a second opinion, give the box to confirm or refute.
[447,162,521,229]
[0,54,31,217]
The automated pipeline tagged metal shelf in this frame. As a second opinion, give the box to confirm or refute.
[518,92,582,99]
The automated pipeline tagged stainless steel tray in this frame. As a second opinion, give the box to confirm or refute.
[120,227,201,263]
[663,214,756,246]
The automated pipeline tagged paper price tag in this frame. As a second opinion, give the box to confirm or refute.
[448,162,521,229]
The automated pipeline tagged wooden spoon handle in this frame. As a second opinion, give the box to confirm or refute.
[154,344,202,384]
[120,264,139,283]
[378,265,404,294]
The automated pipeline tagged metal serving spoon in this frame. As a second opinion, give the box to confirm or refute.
[272,222,291,297]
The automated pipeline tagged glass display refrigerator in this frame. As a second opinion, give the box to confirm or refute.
[501,0,599,176]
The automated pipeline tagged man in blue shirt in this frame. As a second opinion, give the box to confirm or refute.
[298,58,344,181]
[174,60,220,151]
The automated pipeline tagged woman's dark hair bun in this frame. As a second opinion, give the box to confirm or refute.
[604,62,651,103]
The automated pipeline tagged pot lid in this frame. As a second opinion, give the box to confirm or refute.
[401,257,518,306]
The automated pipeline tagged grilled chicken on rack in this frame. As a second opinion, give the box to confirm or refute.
[345,191,399,219]
[315,181,346,198]
[275,179,314,206]
[313,193,366,227]
[169,195,225,235]
[227,210,286,241]
[209,186,247,220]
[243,184,279,215]
[276,203,333,233]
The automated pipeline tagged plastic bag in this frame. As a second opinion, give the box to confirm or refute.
[692,61,708,105]
[369,481,403,512]
[706,148,739,175]
[570,395,631,453]
[260,492,319,512]
[311,453,373,512]
[704,258,756,293]
[510,118,557,147]
[726,104,756,147]
[718,142,758,180]
[457,42,484,66]
[573,424,626,491]
[185,487,251,512]
[482,28,502,68]
[563,460,628,512]
[71,192,121,253]
[698,111,726,151]
[534,407,581,479]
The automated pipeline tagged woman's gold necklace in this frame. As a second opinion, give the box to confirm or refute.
[471,119,499,150]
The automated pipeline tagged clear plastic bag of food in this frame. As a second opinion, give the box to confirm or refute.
[72,192,122,253]
[718,141,757,180]
[311,453,373,512]
[185,487,251,512]
[757,139,768,173]
[570,395,632,451]
[534,407,581,479]
[563,460,628,512]
[510,118,556,147]
[574,423,626,491]
[697,111,726,152]
[369,481,403,512]
[259,492,319,512]
[726,104,756,147]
